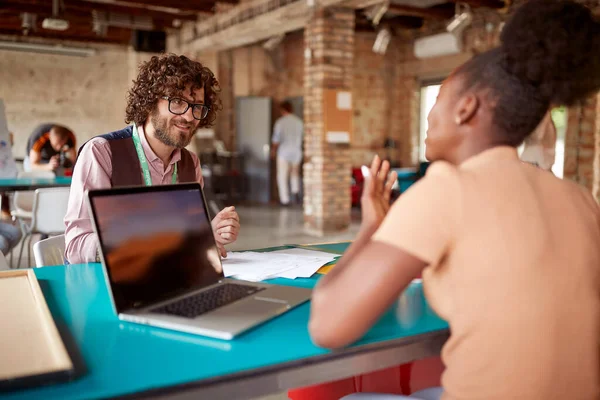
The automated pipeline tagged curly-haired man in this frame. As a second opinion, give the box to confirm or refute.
[64,54,240,264]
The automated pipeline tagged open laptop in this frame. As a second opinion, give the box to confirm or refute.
[86,183,312,340]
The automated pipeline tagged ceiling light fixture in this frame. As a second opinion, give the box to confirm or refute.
[263,34,285,51]
[372,27,391,55]
[365,1,389,26]
[446,2,472,35]
[42,0,70,31]
[20,13,37,36]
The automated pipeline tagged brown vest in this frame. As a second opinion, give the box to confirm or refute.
[77,126,197,187]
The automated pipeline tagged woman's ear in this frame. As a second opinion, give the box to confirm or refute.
[454,93,480,125]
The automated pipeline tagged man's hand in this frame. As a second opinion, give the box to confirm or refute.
[48,155,60,171]
[211,206,240,258]
[360,155,397,231]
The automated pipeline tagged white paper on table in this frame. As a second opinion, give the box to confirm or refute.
[222,249,338,281]
[268,248,339,259]
[269,248,337,278]
[222,252,300,281]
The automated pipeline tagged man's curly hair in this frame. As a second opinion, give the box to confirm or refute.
[125,54,222,128]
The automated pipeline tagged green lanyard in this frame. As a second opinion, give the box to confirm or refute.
[131,124,177,186]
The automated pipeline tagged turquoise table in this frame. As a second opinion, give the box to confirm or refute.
[3,243,449,400]
[392,168,419,194]
[0,177,72,192]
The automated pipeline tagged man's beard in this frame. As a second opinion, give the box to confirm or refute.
[150,110,196,149]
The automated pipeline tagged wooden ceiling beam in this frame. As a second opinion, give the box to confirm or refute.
[185,0,373,52]
[71,0,204,20]
[184,0,505,52]
[0,23,131,45]
[449,0,506,9]
[1,0,199,30]
[0,8,95,27]
[78,0,220,14]
[356,11,423,30]
[1,0,201,21]
[387,15,424,29]
[0,11,173,32]
[387,3,455,20]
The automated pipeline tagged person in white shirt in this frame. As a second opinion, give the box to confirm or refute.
[271,101,303,206]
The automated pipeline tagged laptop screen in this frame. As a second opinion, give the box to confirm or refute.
[89,185,223,312]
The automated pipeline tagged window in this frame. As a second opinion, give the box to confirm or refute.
[418,84,441,162]
[550,107,567,178]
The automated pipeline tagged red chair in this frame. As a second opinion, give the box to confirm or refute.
[351,168,364,207]
[288,357,444,400]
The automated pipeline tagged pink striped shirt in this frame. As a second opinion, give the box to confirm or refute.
[64,125,203,264]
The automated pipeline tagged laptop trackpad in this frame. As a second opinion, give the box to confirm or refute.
[198,297,289,321]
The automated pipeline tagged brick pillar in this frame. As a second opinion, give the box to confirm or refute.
[564,95,597,191]
[303,8,354,234]
[217,50,235,150]
[390,42,420,167]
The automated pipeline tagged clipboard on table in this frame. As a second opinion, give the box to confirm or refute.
[0,270,75,391]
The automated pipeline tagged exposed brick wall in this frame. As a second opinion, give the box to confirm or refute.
[212,25,493,169]
[303,7,354,234]
[223,31,396,168]
[564,96,598,191]
[216,50,236,149]
[351,33,394,167]
[193,0,600,197]
[210,32,303,102]
[281,32,305,100]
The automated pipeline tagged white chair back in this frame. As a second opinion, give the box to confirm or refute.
[33,234,65,268]
[13,191,34,213]
[14,171,56,213]
[31,188,70,234]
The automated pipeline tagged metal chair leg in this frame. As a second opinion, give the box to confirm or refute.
[16,233,29,269]
[26,234,33,268]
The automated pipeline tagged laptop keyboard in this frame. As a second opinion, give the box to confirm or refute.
[151,283,266,319]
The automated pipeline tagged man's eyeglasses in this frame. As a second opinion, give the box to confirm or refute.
[161,96,210,120]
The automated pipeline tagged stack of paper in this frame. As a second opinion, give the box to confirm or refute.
[222,248,338,281]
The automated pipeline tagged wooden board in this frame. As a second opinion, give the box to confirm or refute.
[0,269,74,390]
[185,0,362,52]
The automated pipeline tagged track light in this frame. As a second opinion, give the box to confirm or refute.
[446,3,472,35]
[372,27,391,55]
[365,1,389,26]
[263,34,284,51]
